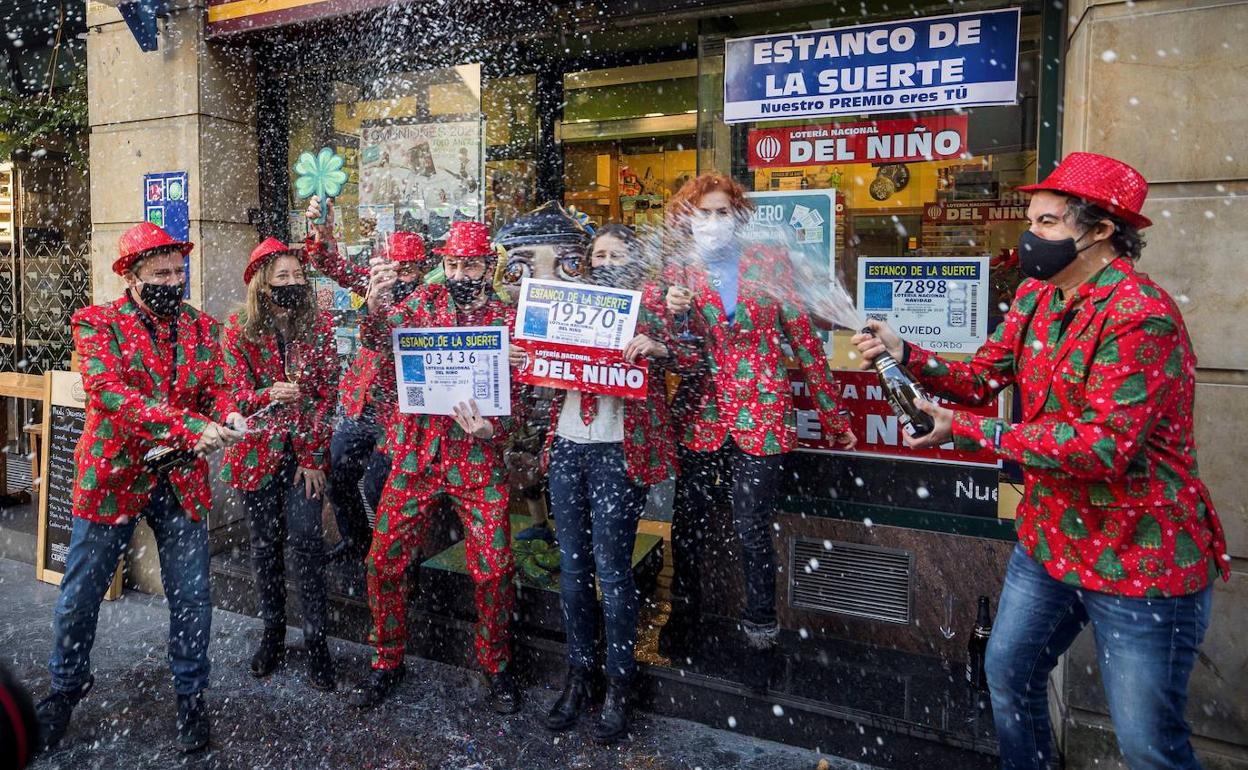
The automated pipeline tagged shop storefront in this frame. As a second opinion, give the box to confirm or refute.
[201,1,1055,763]
[68,0,1247,766]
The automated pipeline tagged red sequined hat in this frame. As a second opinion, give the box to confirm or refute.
[386,231,427,264]
[244,237,301,284]
[434,221,493,257]
[1018,152,1152,229]
[113,222,193,275]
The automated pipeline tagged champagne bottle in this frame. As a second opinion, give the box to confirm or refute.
[143,445,197,474]
[862,328,935,438]
[966,595,992,691]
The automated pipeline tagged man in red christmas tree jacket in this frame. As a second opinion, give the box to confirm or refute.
[855,152,1228,770]
[346,221,522,715]
[34,223,244,754]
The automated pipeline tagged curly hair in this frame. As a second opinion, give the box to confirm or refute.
[665,173,755,231]
[1063,195,1147,261]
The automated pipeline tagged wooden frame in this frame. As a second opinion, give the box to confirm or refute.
[35,371,122,599]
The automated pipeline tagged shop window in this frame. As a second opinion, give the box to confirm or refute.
[561,61,699,228]
[696,3,1046,519]
[483,74,538,232]
[286,65,484,249]
[698,8,1043,366]
[284,64,485,363]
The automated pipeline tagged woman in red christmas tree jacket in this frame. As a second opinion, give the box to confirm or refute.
[659,173,856,690]
[854,153,1228,770]
[302,195,432,563]
[221,238,340,691]
[346,221,523,715]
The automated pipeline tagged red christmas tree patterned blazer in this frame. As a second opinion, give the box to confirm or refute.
[71,296,237,524]
[672,244,849,456]
[909,258,1228,597]
[220,310,339,492]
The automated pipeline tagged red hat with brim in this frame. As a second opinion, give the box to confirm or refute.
[1017,151,1153,229]
[113,222,194,276]
[387,231,427,264]
[244,237,302,284]
[433,221,493,257]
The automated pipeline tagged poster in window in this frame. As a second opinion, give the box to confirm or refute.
[857,256,990,354]
[359,121,484,238]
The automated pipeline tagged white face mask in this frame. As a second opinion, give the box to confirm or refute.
[690,215,736,254]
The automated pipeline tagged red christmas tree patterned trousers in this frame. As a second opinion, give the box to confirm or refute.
[366,471,515,674]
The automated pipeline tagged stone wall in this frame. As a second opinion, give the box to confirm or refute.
[86,0,258,322]
[1057,0,1248,766]
[86,0,260,589]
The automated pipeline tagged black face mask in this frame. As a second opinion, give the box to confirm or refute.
[591,264,637,290]
[446,276,485,306]
[268,283,308,309]
[393,279,420,303]
[138,282,184,317]
[1018,230,1096,281]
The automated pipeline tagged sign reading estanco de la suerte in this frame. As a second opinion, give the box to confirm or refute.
[723,9,1021,123]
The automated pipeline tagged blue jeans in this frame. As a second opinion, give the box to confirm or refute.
[987,545,1212,770]
[49,478,212,696]
[240,456,328,641]
[328,410,390,549]
[549,438,647,680]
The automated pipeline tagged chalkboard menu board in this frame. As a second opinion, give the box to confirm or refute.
[36,371,120,596]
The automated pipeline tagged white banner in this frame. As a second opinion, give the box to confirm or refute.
[857,257,990,354]
[515,278,641,351]
[392,326,510,416]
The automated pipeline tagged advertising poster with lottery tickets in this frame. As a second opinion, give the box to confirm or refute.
[359,121,483,240]
[856,256,990,354]
[744,189,837,355]
[392,326,511,416]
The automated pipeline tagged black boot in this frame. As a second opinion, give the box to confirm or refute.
[307,638,336,692]
[176,691,210,754]
[347,665,405,709]
[658,598,698,662]
[34,675,94,751]
[250,626,286,678]
[486,668,521,715]
[740,620,779,694]
[593,676,632,744]
[543,667,591,731]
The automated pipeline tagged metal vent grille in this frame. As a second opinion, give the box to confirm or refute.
[790,538,913,624]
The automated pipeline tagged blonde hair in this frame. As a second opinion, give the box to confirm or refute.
[239,254,317,343]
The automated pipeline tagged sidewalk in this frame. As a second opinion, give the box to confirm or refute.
[0,557,878,770]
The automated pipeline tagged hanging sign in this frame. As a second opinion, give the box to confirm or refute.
[748,116,968,169]
[724,9,1020,123]
[392,326,511,416]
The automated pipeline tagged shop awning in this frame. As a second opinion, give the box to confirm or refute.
[206,0,415,37]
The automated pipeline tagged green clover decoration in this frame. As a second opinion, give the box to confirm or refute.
[293,147,348,224]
